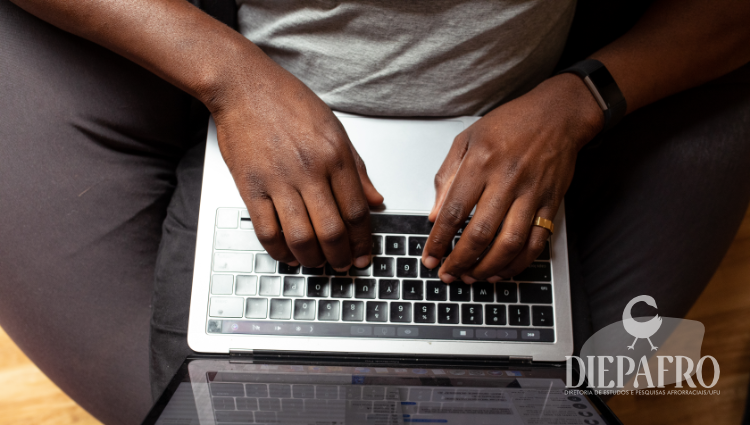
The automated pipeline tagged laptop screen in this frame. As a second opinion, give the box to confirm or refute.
[143,358,618,425]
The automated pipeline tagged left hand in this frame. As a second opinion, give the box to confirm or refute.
[421,73,604,283]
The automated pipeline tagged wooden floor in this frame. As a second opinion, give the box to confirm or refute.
[1,206,749,425]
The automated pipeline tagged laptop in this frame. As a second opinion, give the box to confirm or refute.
[141,113,620,424]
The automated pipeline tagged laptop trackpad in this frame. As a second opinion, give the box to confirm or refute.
[338,116,466,214]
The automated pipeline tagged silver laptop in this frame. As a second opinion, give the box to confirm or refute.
[187,112,573,362]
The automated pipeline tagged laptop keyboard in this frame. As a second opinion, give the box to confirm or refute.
[207,208,555,343]
[209,379,511,424]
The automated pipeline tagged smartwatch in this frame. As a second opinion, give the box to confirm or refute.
[559,59,627,133]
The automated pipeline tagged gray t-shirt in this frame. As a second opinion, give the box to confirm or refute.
[237,0,576,116]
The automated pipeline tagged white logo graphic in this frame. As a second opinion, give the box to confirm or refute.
[622,295,662,351]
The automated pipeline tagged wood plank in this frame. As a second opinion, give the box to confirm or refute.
[608,205,750,424]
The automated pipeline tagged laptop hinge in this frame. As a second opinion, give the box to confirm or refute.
[230,349,254,356]
[508,355,533,364]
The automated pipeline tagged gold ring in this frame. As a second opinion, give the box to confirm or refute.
[532,217,554,235]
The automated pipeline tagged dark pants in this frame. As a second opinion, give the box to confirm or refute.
[2,2,749,424]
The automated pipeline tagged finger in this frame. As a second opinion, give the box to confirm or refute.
[488,206,555,281]
[422,162,485,280]
[463,196,538,281]
[300,183,353,271]
[428,133,470,222]
[245,195,297,266]
[272,188,326,268]
[329,154,373,269]
[349,145,384,207]
[439,184,513,282]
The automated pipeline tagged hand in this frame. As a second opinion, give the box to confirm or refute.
[422,73,603,283]
[211,57,383,271]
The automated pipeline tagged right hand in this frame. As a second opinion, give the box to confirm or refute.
[210,58,383,271]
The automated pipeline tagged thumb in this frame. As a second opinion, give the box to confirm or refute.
[351,148,384,206]
[429,134,470,222]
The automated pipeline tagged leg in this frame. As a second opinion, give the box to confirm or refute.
[0,2,203,423]
[566,62,750,352]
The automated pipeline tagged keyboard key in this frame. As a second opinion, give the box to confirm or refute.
[278,262,300,274]
[331,278,353,298]
[236,398,259,411]
[235,275,257,295]
[402,280,423,300]
[461,304,483,324]
[211,274,234,295]
[426,280,448,301]
[283,276,305,296]
[213,252,254,273]
[254,253,276,273]
[342,386,362,400]
[293,385,315,398]
[449,283,471,301]
[415,303,436,323]
[302,266,324,275]
[519,283,553,304]
[396,258,418,278]
[390,302,412,322]
[317,386,339,399]
[372,235,383,255]
[245,298,268,319]
[324,264,347,276]
[472,282,494,302]
[366,302,387,322]
[408,237,427,256]
[269,298,292,320]
[514,262,552,281]
[420,262,440,279]
[343,301,365,321]
[318,300,340,321]
[496,282,518,303]
[307,277,330,297]
[509,305,530,326]
[209,297,244,318]
[269,384,292,398]
[378,279,400,299]
[355,279,377,299]
[485,304,507,326]
[216,209,239,228]
[437,303,459,324]
[213,396,237,409]
[385,236,406,255]
[532,305,554,326]
[215,229,264,251]
[293,299,315,320]
[537,242,550,260]
[350,263,372,276]
[258,398,281,412]
[259,275,281,296]
[246,384,269,397]
[372,257,394,277]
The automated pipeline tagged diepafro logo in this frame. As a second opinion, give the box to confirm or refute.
[566,296,719,390]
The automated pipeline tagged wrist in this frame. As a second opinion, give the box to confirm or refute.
[191,38,277,119]
[539,73,606,151]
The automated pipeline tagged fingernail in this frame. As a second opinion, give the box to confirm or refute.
[354,255,370,268]
[287,261,300,267]
[487,276,502,283]
[461,275,476,284]
[334,264,351,272]
[317,262,326,268]
[440,273,456,284]
[423,256,440,269]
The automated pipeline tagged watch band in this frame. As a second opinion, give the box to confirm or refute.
[559,59,627,133]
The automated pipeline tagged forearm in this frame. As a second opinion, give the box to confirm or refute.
[9,0,267,113]
[590,0,750,114]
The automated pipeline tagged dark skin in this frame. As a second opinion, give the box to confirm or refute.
[11,0,750,280]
